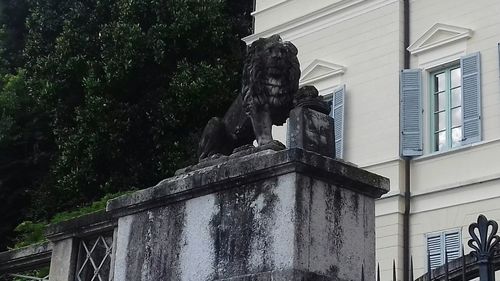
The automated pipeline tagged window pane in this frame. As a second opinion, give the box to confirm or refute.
[452,107,462,127]
[435,112,446,131]
[435,92,446,111]
[451,88,462,108]
[435,73,445,92]
[435,131,446,151]
[451,68,461,88]
[452,127,462,147]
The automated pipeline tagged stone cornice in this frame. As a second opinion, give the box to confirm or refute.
[243,0,397,43]
[107,148,390,218]
[0,242,52,273]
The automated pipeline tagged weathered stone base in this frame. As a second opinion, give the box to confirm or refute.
[107,149,389,281]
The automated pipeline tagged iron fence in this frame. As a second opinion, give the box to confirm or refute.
[382,214,500,281]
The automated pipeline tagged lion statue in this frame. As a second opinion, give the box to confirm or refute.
[198,35,301,160]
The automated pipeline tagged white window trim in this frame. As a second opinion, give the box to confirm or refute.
[299,59,346,86]
[408,23,472,56]
[409,23,472,71]
[408,23,474,155]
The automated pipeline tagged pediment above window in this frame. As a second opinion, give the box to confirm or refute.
[299,59,345,85]
[408,23,472,55]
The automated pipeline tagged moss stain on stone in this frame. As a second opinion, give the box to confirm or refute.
[125,203,186,280]
[351,192,360,223]
[209,178,279,279]
[325,184,344,257]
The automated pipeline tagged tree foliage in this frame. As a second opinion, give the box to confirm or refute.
[0,0,253,249]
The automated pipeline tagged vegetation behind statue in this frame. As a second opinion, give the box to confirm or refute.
[0,0,253,250]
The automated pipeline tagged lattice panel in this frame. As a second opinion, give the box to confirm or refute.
[75,234,113,281]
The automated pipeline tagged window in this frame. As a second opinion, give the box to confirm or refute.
[426,230,462,270]
[431,66,462,152]
[400,52,481,156]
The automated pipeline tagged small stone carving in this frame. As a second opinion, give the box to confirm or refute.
[198,35,301,160]
[292,85,330,115]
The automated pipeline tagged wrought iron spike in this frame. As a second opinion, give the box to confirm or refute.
[461,246,466,281]
[393,259,397,281]
[377,263,381,281]
[410,256,414,281]
[361,264,365,281]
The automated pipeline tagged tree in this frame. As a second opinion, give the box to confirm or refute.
[0,0,253,249]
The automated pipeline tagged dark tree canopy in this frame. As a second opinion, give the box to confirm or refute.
[0,0,253,250]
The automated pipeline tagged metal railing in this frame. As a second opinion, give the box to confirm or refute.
[0,242,52,281]
[382,214,500,281]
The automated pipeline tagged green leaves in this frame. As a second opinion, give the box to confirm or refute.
[0,0,252,249]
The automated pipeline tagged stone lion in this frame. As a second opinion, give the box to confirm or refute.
[198,35,301,160]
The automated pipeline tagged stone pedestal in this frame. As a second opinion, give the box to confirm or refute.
[107,148,389,281]
[288,107,335,158]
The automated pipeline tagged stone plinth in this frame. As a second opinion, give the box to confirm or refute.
[288,107,335,158]
[107,148,389,281]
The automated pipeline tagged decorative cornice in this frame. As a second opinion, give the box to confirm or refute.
[299,59,346,85]
[407,23,473,55]
[243,0,397,44]
[251,0,289,16]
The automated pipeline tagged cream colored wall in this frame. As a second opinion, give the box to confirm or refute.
[253,0,347,33]
[409,191,500,277]
[410,0,500,145]
[411,139,500,195]
[376,212,404,280]
[407,1,500,279]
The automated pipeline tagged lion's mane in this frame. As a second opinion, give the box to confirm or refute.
[241,35,301,126]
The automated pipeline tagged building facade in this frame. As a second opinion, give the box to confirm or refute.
[244,0,500,279]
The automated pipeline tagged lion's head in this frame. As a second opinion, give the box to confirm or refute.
[241,35,301,125]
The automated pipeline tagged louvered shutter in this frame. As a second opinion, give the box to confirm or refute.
[460,52,481,145]
[427,230,461,270]
[400,69,423,156]
[332,85,345,159]
[444,231,461,261]
[427,234,443,270]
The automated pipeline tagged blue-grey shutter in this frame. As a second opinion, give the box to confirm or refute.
[427,234,443,270]
[400,69,423,156]
[461,52,482,145]
[444,231,461,261]
[332,85,345,159]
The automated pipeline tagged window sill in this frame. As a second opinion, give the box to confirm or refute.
[412,138,500,162]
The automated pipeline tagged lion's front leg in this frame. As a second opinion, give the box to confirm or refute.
[249,104,274,146]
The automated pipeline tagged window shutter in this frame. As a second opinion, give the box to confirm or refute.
[460,52,482,145]
[332,85,345,159]
[444,231,461,261]
[400,69,423,156]
[427,234,443,270]
[427,230,461,270]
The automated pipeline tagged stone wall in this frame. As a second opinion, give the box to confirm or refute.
[107,148,388,281]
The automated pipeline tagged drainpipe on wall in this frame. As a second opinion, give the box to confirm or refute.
[403,0,411,281]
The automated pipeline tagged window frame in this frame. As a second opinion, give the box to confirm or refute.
[429,64,463,152]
